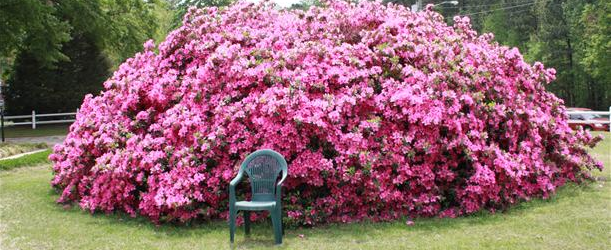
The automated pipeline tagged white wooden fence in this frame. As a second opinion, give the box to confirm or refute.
[0,107,609,132]
[2,110,77,129]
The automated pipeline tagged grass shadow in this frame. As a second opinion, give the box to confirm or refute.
[43,179,604,237]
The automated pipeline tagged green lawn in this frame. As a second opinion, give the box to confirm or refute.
[2,124,69,138]
[0,133,609,249]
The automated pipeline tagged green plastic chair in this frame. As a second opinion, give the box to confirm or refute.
[229,149,288,245]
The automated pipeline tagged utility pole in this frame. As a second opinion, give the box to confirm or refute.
[1,107,4,143]
[0,84,3,142]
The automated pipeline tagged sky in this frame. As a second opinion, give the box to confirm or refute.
[246,0,302,8]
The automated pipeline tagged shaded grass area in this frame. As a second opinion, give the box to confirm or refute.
[0,142,48,158]
[0,133,609,250]
[0,149,52,171]
[590,131,609,178]
[2,124,70,138]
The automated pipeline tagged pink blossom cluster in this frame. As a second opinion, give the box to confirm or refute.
[50,0,603,224]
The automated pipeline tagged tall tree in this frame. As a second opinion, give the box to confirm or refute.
[481,2,537,49]
[577,1,610,109]
[167,0,235,30]
[0,0,71,68]
[5,34,111,114]
[386,0,610,109]
[3,0,171,114]
[102,0,171,65]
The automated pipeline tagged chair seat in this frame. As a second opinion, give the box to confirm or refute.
[235,201,276,210]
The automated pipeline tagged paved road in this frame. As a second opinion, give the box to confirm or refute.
[5,136,66,147]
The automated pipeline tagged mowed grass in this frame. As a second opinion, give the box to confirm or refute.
[0,133,609,249]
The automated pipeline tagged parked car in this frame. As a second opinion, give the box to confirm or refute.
[567,107,610,131]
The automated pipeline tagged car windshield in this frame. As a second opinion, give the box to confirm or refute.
[582,114,601,119]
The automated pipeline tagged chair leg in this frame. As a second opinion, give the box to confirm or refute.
[244,211,251,236]
[229,207,237,243]
[280,205,285,235]
[271,208,282,245]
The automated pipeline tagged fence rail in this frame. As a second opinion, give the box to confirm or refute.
[2,110,77,129]
[0,106,609,133]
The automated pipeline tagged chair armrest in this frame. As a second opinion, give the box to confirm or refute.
[229,172,243,203]
[276,174,287,187]
[230,171,243,187]
[275,172,287,201]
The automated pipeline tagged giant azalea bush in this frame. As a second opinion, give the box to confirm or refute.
[50,0,603,224]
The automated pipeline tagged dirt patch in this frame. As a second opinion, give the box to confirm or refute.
[0,143,48,158]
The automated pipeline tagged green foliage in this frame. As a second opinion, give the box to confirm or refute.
[579,1,611,104]
[524,0,609,110]
[2,0,172,115]
[0,0,71,67]
[168,0,235,30]
[1,0,170,67]
[5,34,111,114]
[482,5,536,49]
[388,0,609,110]
[101,0,171,65]
[526,0,579,106]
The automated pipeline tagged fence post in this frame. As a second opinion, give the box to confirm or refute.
[609,106,611,133]
[1,108,4,142]
[32,110,36,129]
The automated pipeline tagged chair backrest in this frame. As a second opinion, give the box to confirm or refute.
[240,149,288,202]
